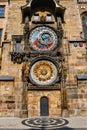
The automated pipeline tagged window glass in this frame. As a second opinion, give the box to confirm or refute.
[82,14,87,38]
[0,6,5,17]
[16,41,21,52]
[0,29,2,38]
[34,14,39,21]
[47,14,52,21]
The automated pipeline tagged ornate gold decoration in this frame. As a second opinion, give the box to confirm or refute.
[30,60,58,85]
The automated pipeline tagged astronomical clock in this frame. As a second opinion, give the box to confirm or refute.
[15,0,66,117]
[29,26,58,52]
[26,23,62,88]
[27,25,60,87]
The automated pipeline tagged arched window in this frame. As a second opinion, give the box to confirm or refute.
[82,14,87,39]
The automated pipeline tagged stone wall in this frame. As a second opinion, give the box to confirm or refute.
[0,1,8,43]
[62,0,87,115]
[66,80,87,116]
[77,80,87,116]
[0,43,23,117]
[61,0,82,40]
[0,81,15,117]
[28,91,61,117]
[63,39,87,116]
[7,0,25,40]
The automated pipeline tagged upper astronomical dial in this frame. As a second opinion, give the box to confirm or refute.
[29,26,58,51]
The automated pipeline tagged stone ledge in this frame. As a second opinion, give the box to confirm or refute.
[77,74,87,80]
[0,76,14,81]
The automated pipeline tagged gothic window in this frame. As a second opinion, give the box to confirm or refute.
[82,14,87,38]
[0,6,5,18]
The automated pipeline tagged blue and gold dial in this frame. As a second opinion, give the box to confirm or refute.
[29,26,58,51]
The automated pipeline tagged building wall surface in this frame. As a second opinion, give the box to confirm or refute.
[0,0,87,117]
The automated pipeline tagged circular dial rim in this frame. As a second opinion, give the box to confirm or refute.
[29,60,58,86]
[29,26,58,51]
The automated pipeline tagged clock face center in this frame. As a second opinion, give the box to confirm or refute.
[41,68,47,75]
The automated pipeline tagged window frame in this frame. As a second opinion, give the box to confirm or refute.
[0,5,5,18]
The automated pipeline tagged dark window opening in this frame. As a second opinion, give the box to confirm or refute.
[0,29,2,44]
[0,29,2,38]
[82,14,87,39]
[0,6,5,18]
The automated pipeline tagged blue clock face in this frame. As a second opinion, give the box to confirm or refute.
[29,26,58,51]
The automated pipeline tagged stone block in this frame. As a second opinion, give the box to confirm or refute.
[1,109,8,117]
[80,109,87,116]
[84,94,87,98]
[14,109,20,117]
[69,109,75,116]
[8,110,15,117]
[7,103,15,109]
[1,103,7,109]
[78,94,84,98]
[68,94,78,99]
[20,110,28,118]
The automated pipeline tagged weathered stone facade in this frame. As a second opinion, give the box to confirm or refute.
[27,91,61,117]
[0,0,87,117]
